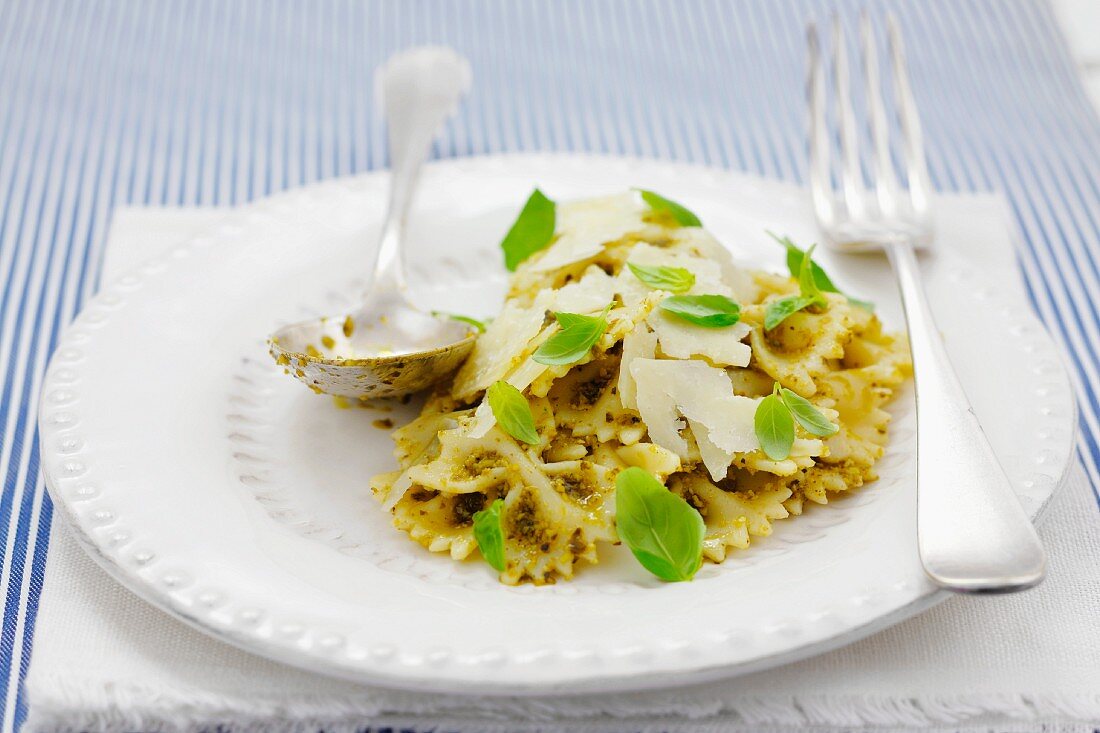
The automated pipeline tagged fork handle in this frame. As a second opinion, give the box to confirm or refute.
[887,241,1046,593]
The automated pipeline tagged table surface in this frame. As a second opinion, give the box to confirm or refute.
[2,1,1099,731]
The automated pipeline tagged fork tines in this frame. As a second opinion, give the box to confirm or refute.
[808,12,932,248]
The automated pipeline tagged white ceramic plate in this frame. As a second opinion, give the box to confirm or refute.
[40,155,1075,694]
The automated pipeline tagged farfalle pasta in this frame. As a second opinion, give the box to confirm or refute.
[370,191,911,584]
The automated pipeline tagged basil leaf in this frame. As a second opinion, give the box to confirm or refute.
[552,311,602,329]
[769,231,873,311]
[431,311,487,332]
[614,467,705,582]
[472,499,506,572]
[845,294,875,311]
[658,294,741,328]
[627,262,696,293]
[532,305,611,365]
[754,391,795,460]
[501,189,556,271]
[844,293,875,311]
[487,380,540,444]
[797,243,828,304]
[637,189,702,227]
[763,294,818,330]
[771,232,838,293]
[779,387,839,437]
[763,245,832,331]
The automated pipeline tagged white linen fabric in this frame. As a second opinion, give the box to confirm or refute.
[23,201,1100,733]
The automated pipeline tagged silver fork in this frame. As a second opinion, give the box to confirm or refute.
[808,13,1046,593]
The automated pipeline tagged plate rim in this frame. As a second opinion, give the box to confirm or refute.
[39,152,1079,695]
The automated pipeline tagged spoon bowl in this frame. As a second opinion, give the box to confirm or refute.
[269,307,477,399]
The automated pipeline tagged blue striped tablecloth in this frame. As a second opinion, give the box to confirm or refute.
[1,1,1098,730]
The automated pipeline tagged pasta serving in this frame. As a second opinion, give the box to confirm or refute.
[370,190,911,584]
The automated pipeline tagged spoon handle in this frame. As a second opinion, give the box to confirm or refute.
[369,47,472,297]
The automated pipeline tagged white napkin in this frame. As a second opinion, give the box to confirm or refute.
[25,198,1100,733]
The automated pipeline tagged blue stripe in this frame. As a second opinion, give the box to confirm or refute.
[2,1,1100,730]
[0,0,94,701]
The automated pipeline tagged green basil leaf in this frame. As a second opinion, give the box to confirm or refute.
[472,499,506,572]
[779,387,839,437]
[760,247,829,331]
[769,231,873,311]
[771,232,839,293]
[614,467,705,582]
[754,391,795,460]
[658,294,741,328]
[763,294,819,330]
[637,189,702,227]
[846,293,874,310]
[797,243,827,304]
[431,311,487,332]
[532,305,611,365]
[846,294,875,311]
[627,262,696,293]
[501,189,556,271]
[487,380,540,444]
[552,311,601,329]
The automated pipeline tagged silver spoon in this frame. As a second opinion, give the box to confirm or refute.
[269,47,477,400]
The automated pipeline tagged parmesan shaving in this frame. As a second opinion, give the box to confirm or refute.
[631,358,760,480]
[528,193,647,272]
[647,309,752,367]
[618,322,658,411]
[688,418,733,481]
[625,242,730,295]
[451,291,554,400]
[552,266,616,313]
